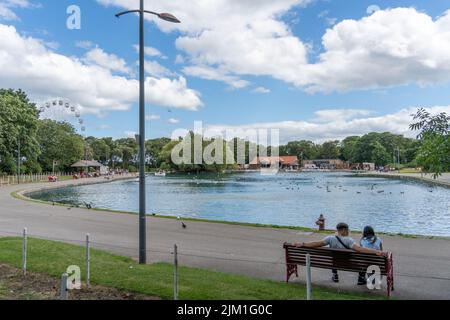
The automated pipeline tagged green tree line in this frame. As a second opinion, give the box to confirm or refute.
[1,89,448,176]
[277,133,421,167]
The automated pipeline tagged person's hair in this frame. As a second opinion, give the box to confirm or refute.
[336,223,349,231]
[363,226,377,244]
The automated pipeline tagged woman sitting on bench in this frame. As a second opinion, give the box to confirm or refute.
[295,223,386,283]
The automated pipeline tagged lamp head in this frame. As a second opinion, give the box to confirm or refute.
[158,13,181,23]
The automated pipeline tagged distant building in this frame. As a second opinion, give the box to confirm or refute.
[351,162,375,171]
[302,159,349,170]
[249,156,299,170]
[71,160,109,174]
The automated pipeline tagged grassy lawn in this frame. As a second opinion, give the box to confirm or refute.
[0,263,158,300]
[0,237,381,300]
[399,168,422,174]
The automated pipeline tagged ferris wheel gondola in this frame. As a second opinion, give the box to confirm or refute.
[40,99,87,137]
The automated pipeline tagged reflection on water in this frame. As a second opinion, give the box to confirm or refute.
[28,172,450,237]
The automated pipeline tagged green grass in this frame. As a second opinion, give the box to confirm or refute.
[0,237,381,300]
[399,168,422,174]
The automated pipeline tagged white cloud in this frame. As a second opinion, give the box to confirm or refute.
[168,118,180,124]
[318,10,337,26]
[313,109,374,123]
[175,54,185,64]
[85,47,131,74]
[183,65,250,89]
[202,106,450,144]
[76,40,95,50]
[133,45,167,59]
[97,2,450,93]
[98,0,310,89]
[0,24,203,114]
[0,4,18,20]
[144,60,174,77]
[146,114,161,121]
[0,0,39,21]
[367,5,381,15]
[124,131,137,138]
[302,8,450,92]
[44,41,59,50]
[252,87,271,94]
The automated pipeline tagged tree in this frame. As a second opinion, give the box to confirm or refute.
[0,89,40,174]
[145,138,171,168]
[158,133,236,173]
[100,137,118,168]
[317,140,341,159]
[410,108,450,177]
[340,136,360,162]
[370,141,391,166]
[282,140,318,161]
[85,137,111,163]
[36,120,84,172]
[114,138,138,171]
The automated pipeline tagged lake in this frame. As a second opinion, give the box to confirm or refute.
[28,172,450,237]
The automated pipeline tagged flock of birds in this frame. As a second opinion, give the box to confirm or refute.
[277,179,438,195]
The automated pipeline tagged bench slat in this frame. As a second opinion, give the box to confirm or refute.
[287,255,387,266]
[285,246,386,260]
[283,242,394,298]
[287,259,387,274]
[286,252,386,266]
[286,250,386,262]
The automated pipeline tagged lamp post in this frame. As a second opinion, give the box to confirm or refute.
[115,1,180,264]
[17,137,21,185]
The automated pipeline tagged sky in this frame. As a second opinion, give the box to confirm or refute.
[1,0,450,144]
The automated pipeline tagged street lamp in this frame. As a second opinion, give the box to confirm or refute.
[17,137,21,185]
[115,1,180,264]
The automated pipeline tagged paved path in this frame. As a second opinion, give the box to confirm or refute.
[0,178,449,300]
[360,172,450,188]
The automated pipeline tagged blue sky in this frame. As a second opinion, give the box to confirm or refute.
[1,0,450,143]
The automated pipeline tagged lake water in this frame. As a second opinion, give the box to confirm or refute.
[28,172,450,237]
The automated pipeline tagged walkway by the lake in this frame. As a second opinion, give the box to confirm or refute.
[0,178,449,300]
[361,172,450,188]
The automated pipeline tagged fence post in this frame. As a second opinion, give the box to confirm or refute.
[173,244,178,300]
[85,233,91,288]
[306,254,312,300]
[22,228,27,275]
[60,273,69,300]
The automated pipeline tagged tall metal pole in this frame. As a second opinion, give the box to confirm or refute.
[306,254,312,300]
[115,0,180,266]
[17,138,21,184]
[138,0,147,264]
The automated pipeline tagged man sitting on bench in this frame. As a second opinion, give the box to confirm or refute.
[295,222,386,283]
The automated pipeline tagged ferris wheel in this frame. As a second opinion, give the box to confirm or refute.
[38,99,87,136]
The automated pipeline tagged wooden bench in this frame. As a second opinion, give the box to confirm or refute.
[283,242,394,297]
